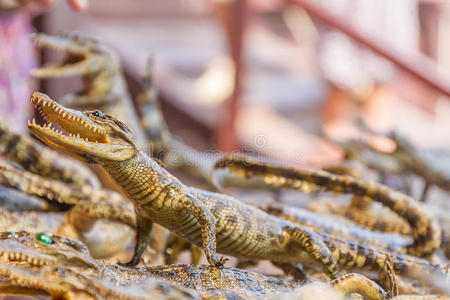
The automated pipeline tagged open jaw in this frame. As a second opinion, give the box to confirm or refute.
[30,33,93,78]
[28,92,110,158]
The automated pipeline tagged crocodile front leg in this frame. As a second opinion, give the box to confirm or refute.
[120,213,153,267]
[180,193,225,267]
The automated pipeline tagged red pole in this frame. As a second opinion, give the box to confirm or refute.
[214,0,247,152]
[292,0,450,98]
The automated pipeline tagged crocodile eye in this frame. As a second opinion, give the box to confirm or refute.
[92,111,104,118]
[36,233,54,245]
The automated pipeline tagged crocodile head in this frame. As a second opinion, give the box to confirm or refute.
[30,32,114,78]
[0,231,97,269]
[28,92,137,162]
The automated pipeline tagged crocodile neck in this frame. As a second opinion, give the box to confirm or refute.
[100,151,170,206]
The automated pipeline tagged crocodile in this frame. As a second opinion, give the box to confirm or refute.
[227,160,450,260]
[0,232,446,300]
[0,159,136,258]
[319,164,413,236]
[27,92,340,277]
[213,155,441,258]
[0,207,64,233]
[264,203,412,252]
[27,93,449,284]
[0,231,299,299]
[0,121,99,188]
[31,32,169,263]
[330,254,449,300]
[0,263,200,300]
[0,185,49,211]
[307,196,413,236]
[30,32,147,150]
[338,133,450,202]
[164,201,412,266]
[0,159,132,217]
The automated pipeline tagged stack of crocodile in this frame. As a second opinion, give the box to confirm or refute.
[0,32,448,300]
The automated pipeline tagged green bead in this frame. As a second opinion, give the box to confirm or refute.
[36,233,53,244]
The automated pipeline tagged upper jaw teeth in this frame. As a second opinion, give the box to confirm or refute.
[30,95,107,142]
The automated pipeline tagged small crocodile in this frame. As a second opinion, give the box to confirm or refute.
[0,231,298,299]
[0,160,135,227]
[0,185,49,211]
[265,203,412,252]
[213,155,441,258]
[0,263,200,300]
[31,32,147,150]
[0,231,445,300]
[319,164,413,236]
[307,196,413,236]
[27,93,448,284]
[0,159,136,258]
[338,132,450,202]
[27,92,339,277]
[31,32,169,262]
[0,121,99,188]
[164,201,413,268]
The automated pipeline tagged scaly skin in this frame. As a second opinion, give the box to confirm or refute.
[0,231,298,299]
[213,155,441,258]
[0,263,200,300]
[1,232,446,299]
[265,203,412,253]
[0,121,99,187]
[319,164,412,236]
[330,254,448,300]
[162,203,446,286]
[0,207,64,234]
[307,196,412,236]
[27,92,340,278]
[318,233,446,282]
[331,273,390,300]
[0,185,49,211]
[0,160,136,258]
[331,273,447,299]
[0,160,134,226]
[345,196,412,235]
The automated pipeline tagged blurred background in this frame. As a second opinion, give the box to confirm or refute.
[2,0,450,168]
